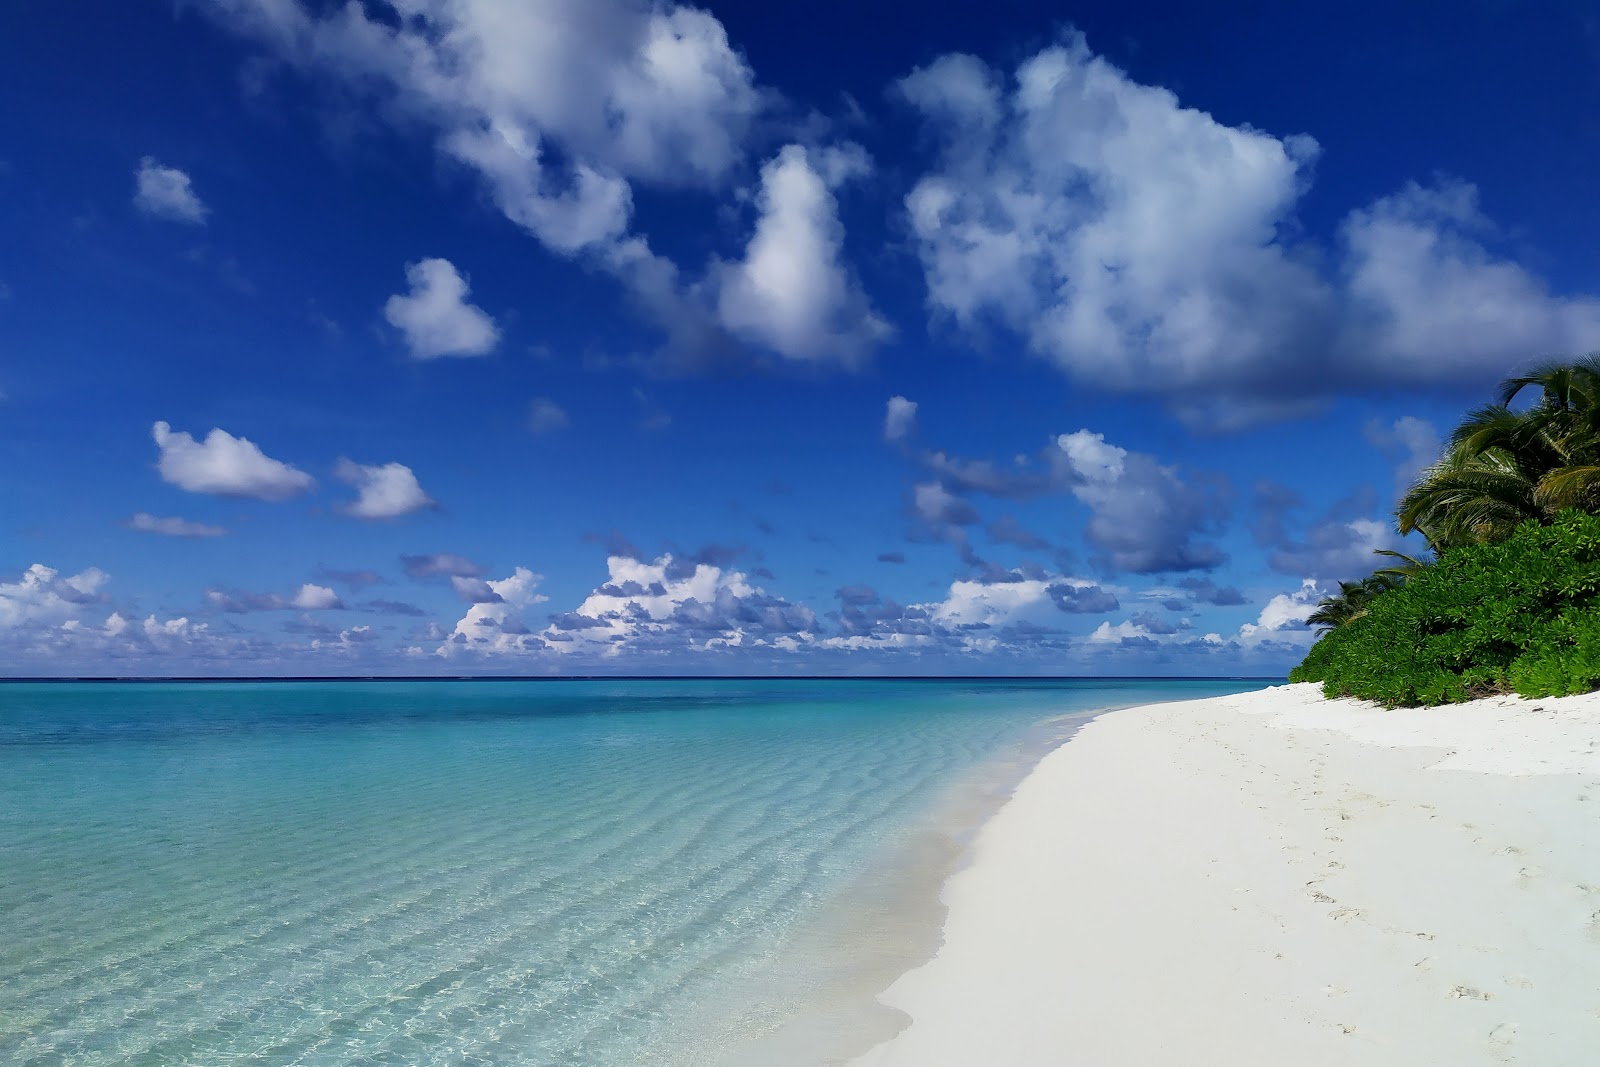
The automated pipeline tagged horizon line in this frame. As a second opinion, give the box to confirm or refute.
[0,674,1286,684]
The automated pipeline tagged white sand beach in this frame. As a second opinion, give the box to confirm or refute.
[849,683,1600,1066]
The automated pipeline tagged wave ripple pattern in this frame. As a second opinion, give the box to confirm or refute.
[0,678,1256,1066]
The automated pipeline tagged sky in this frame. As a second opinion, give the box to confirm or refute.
[3,0,1600,676]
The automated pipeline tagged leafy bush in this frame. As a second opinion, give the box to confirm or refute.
[1290,510,1600,705]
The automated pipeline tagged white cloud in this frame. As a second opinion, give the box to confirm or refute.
[0,564,110,627]
[292,584,342,610]
[912,481,978,527]
[204,0,762,254]
[1237,580,1324,648]
[450,575,503,603]
[884,395,918,442]
[205,2,896,374]
[539,555,800,656]
[127,512,227,538]
[334,458,436,519]
[440,567,549,655]
[383,258,499,359]
[927,575,1092,630]
[898,36,1600,423]
[899,40,1329,411]
[1053,430,1226,573]
[1086,619,1151,644]
[1341,181,1600,381]
[528,397,569,433]
[714,144,889,365]
[310,624,375,655]
[206,583,346,612]
[818,569,1119,656]
[134,157,208,223]
[152,421,314,501]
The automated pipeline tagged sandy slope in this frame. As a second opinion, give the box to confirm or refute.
[848,683,1600,1066]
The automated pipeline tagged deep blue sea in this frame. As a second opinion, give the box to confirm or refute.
[0,678,1265,1066]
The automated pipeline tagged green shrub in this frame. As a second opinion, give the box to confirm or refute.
[1290,510,1600,706]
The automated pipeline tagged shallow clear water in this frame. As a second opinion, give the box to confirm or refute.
[0,678,1264,1066]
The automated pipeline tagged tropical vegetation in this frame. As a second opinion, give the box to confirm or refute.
[1292,357,1600,705]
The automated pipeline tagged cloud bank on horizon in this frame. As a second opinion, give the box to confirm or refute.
[2,0,1597,674]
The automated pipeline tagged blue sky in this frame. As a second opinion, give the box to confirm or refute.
[3,0,1599,676]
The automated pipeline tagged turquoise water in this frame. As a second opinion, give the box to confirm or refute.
[0,678,1264,1066]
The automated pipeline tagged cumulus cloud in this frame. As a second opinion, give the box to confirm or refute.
[432,553,827,660]
[530,554,815,658]
[450,575,503,603]
[384,258,499,359]
[401,553,484,578]
[1054,430,1226,573]
[206,583,345,612]
[439,567,550,655]
[898,41,1329,417]
[134,157,208,223]
[204,2,895,374]
[0,566,437,671]
[126,512,227,538]
[912,481,980,528]
[820,568,1118,656]
[714,144,889,365]
[1341,181,1600,382]
[528,397,570,433]
[900,411,1226,575]
[897,36,1600,424]
[0,564,110,627]
[203,0,760,258]
[151,421,314,501]
[292,584,342,610]
[204,0,762,246]
[334,458,436,519]
[1049,582,1120,613]
[884,395,918,442]
[309,624,376,655]
[1236,580,1325,648]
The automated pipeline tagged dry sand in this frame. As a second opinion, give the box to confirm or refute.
[848,683,1600,1066]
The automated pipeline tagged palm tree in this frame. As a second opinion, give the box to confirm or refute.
[1307,572,1405,633]
[1398,355,1600,549]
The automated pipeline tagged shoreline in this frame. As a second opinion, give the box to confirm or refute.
[848,683,1600,1066]
[705,692,1231,1066]
[707,706,1114,1066]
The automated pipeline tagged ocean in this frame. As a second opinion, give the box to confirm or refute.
[0,678,1265,1066]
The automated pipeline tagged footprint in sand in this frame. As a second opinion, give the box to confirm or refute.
[1449,985,1494,1001]
[1488,1021,1518,1059]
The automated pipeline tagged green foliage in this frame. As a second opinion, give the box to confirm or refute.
[1399,354,1600,551]
[1290,511,1600,705]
